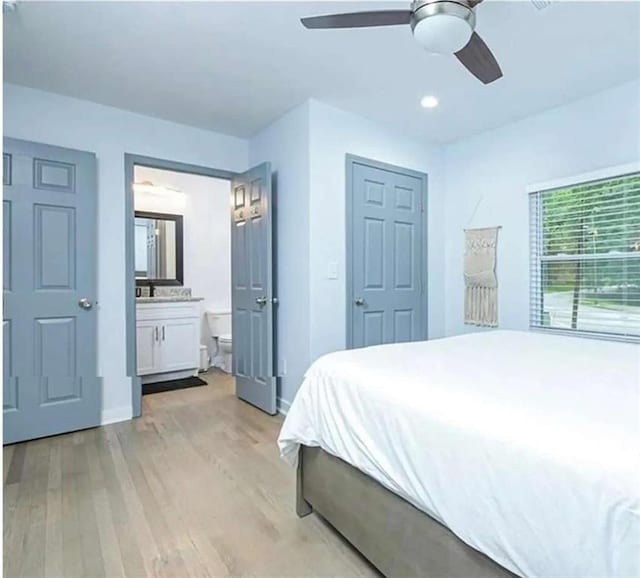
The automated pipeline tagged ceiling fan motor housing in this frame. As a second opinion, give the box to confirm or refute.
[411,0,477,54]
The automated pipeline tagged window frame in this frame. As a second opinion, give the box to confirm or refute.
[527,162,640,343]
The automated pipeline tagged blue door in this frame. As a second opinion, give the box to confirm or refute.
[348,156,427,349]
[3,138,101,444]
[231,163,276,415]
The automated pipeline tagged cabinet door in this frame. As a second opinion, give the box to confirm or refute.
[158,318,199,372]
[136,321,158,375]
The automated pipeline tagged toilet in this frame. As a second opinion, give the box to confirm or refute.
[205,311,232,373]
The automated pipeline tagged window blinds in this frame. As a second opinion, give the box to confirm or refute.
[529,171,640,342]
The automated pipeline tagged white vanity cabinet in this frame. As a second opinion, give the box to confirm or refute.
[136,319,160,375]
[136,301,201,383]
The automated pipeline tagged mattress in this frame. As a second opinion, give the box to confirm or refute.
[278,330,640,578]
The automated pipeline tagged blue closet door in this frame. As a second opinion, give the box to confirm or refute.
[349,158,427,349]
[3,138,101,443]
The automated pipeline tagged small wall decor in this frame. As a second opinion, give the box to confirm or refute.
[464,227,500,327]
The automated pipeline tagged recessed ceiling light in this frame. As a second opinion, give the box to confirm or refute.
[420,95,439,109]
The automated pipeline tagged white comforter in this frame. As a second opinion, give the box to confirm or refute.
[278,331,640,578]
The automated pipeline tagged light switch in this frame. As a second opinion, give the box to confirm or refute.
[327,262,338,280]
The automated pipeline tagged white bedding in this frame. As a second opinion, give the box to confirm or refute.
[278,331,640,578]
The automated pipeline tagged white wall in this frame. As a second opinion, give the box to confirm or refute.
[249,102,311,410]
[134,167,232,363]
[3,83,248,423]
[443,80,640,337]
[307,100,446,360]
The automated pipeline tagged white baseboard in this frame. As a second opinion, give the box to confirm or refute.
[277,397,291,416]
[101,406,133,426]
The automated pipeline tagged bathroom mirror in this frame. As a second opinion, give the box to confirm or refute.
[134,211,184,286]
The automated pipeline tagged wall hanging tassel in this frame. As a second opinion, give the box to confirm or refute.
[464,227,500,327]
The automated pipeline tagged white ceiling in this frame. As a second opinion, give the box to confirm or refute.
[4,1,640,143]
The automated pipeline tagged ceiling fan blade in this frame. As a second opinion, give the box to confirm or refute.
[301,10,412,29]
[455,32,503,84]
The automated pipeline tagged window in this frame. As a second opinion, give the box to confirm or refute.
[530,171,640,342]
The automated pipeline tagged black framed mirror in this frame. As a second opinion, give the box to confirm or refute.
[134,211,184,286]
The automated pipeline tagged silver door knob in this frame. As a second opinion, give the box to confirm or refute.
[78,298,93,310]
[256,296,268,307]
[354,298,365,306]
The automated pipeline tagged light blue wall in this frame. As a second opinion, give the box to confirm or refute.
[3,83,249,422]
[443,80,640,336]
[249,102,312,412]
[307,100,446,361]
[8,78,638,414]
[250,99,446,407]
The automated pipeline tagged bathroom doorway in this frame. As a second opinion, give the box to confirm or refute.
[125,155,235,417]
[125,155,278,418]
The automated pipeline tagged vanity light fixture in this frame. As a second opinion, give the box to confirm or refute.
[133,180,184,197]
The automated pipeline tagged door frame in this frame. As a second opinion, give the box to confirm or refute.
[124,154,236,417]
[345,154,429,349]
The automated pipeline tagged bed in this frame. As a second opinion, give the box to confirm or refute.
[278,330,640,578]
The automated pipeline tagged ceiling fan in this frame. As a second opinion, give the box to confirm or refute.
[301,0,550,85]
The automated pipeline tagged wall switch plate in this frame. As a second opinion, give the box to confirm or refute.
[327,262,338,280]
[278,358,287,376]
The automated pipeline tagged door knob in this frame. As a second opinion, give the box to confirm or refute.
[78,298,93,310]
[354,298,365,306]
[256,296,268,307]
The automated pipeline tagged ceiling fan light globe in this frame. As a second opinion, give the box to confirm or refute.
[413,13,473,54]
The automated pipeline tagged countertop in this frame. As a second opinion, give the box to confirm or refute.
[136,297,204,304]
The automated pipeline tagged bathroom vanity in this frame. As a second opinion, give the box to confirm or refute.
[136,298,203,383]
[134,208,204,384]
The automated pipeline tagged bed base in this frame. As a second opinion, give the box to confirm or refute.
[297,446,517,578]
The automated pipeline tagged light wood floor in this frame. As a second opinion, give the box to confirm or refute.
[4,371,378,578]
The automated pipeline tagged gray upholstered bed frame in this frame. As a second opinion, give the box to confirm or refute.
[297,446,517,578]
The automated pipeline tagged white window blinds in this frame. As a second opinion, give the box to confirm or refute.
[530,171,640,342]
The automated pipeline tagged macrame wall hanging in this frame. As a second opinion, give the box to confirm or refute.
[464,227,500,327]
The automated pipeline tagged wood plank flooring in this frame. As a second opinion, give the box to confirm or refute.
[4,371,378,578]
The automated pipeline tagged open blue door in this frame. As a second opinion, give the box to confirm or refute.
[231,163,276,415]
